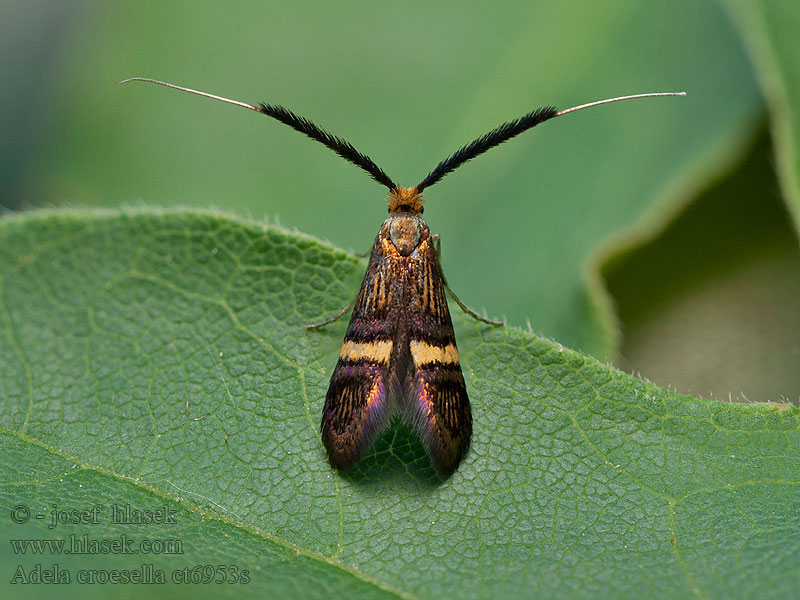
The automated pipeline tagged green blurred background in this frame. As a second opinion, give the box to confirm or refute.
[2,0,798,402]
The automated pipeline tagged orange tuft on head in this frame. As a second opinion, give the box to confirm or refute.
[387,186,424,215]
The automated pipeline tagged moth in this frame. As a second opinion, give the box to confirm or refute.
[122,77,684,477]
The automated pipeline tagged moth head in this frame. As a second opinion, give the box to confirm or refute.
[387,186,424,216]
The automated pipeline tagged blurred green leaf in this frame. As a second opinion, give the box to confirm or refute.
[1,210,798,599]
[598,0,800,402]
[723,0,800,224]
[603,131,800,402]
[9,0,761,358]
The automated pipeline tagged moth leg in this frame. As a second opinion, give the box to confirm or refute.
[308,245,372,328]
[445,284,504,326]
[433,234,503,326]
[305,301,353,329]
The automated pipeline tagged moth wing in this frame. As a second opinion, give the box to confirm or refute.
[321,235,399,470]
[405,235,472,477]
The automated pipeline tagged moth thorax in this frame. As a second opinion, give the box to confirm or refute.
[389,214,423,256]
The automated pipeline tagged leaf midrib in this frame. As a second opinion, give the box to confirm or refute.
[0,425,417,600]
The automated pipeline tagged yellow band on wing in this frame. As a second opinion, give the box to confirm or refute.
[339,340,393,364]
[410,340,459,367]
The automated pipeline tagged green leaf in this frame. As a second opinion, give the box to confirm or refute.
[2,210,798,599]
[723,0,800,224]
[602,130,800,402]
[596,0,800,402]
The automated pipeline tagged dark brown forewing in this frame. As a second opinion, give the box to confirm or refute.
[403,229,472,477]
[320,228,400,470]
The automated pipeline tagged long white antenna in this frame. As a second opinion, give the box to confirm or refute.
[120,77,261,112]
[556,92,686,117]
